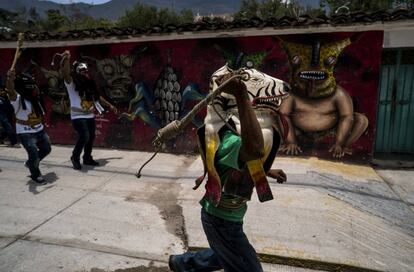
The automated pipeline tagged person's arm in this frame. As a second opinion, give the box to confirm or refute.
[99,96,118,114]
[267,169,287,183]
[216,75,264,162]
[5,69,17,101]
[59,50,72,84]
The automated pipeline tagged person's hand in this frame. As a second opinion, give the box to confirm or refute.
[110,105,118,114]
[329,144,345,158]
[62,50,71,58]
[280,143,302,155]
[59,50,71,64]
[215,73,246,97]
[267,169,287,183]
[6,69,15,81]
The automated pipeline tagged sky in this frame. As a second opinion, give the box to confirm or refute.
[46,0,111,4]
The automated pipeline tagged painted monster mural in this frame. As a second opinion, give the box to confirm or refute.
[214,44,269,70]
[120,50,206,130]
[31,61,69,115]
[86,48,146,104]
[0,31,381,158]
[279,37,369,158]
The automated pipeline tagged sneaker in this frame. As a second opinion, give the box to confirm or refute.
[71,156,82,170]
[83,157,99,166]
[32,176,47,185]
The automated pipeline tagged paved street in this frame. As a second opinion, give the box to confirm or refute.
[0,145,413,272]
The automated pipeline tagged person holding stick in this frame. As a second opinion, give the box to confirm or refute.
[57,50,117,170]
[5,70,51,185]
[4,34,51,185]
[168,65,289,272]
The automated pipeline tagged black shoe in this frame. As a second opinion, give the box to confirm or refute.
[168,255,179,272]
[31,176,47,185]
[71,156,82,170]
[83,157,99,166]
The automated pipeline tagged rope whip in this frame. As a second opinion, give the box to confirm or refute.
[136,69,250,178]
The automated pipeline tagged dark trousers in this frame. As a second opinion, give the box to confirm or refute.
[72,118,96,161]
[172,208,263,272]
[19,130,51,179]
[0,110,17,145]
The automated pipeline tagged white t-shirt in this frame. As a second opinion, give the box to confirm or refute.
[64,80,95,120]
[11,94,44,134]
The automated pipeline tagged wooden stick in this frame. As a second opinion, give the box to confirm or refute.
[10,33,24,71]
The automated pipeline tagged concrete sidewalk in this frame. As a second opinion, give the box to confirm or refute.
[0,145,413,272]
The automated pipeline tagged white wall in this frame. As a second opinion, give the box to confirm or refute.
[384,29,414,48]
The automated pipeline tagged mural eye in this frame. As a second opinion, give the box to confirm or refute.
[325,56,336,66]
[121,55,133,67]
[48,77,57,87]
[103,64,114,75]
[245,60,254,68]
[292,55,302,66]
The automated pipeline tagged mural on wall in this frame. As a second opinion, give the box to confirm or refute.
[214,44,269,69]
[120,49,206,131]
[83,46,147,105]
[1,31,382,158]
[279,36,370,158]
[31,61,69,115]
[120,82,159,128]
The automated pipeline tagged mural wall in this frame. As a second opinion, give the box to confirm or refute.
[0,31,383,160]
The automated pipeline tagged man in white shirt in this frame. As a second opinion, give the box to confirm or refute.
[5,69,51,185]
[59,50,117,170]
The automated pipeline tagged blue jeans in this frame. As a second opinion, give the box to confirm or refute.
[19,130,51,179]
[72,118,95,161]
[0,110,17,145]
[171,208,263,272]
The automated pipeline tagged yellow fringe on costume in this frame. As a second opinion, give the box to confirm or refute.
[247,160,273,202]
[205,130,222,206]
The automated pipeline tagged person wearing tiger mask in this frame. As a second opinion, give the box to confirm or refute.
[169,64,289,272]
[58,50,117,170]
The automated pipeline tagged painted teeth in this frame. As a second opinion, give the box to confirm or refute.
[256,97,283,106]
[299,71,326,80]
[300,75,324,79]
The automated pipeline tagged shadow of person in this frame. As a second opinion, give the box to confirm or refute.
[27,180,41,195]
[26,177,53,195]
[26,172,58,194]
[91,156,123,167]
[43,172,59,184]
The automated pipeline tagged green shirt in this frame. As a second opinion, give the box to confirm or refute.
[200,130,248,222]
